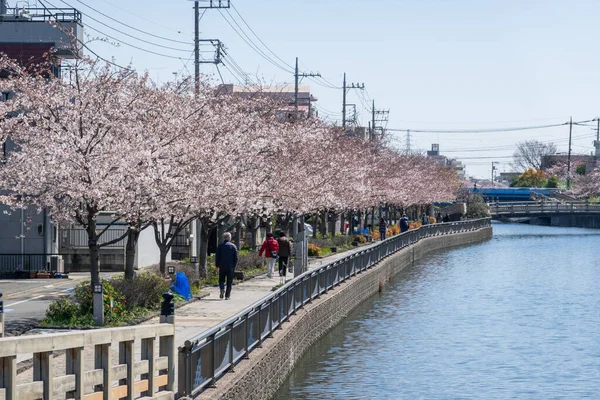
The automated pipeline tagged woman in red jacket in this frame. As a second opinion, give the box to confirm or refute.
[259,232,279,278]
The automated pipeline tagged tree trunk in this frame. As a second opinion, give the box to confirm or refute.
[312,214,318,239]
[265,217,273,234]
[328,212,336,239]
[159,245,168,275]
[358,210,363,233]
[340,212,345,235]
[319,211,327,238]
[371,207,375,230]
[198,217,213,278]
[124,229,140,281]
[234,219,242,249]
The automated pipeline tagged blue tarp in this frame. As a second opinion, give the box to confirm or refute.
[172,272,191,301]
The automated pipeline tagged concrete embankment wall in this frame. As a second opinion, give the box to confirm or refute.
[529,215,600,229]
[198,226,493,400]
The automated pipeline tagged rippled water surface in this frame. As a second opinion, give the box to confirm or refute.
[274,223,600,399]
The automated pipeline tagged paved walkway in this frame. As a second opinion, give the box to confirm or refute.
[14,241,382,387]
[150,240,381,349]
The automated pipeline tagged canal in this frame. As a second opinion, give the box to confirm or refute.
[275,223,600,399]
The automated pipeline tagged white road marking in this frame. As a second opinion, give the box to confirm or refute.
[61,288,74,293]
[6,295,46,307]
[43,285,55,288]
[3,308,14,313]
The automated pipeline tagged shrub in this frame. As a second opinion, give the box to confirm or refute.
[45,297,79,322]
[308,243,322,257]
[353,235,367,244]
[372,231,380,240]
[409,221,422,230]
[75,280,123,315]
[110,273,170,310]
[237,251,264,270]
[390,225,400,235]
[546,175,560,188]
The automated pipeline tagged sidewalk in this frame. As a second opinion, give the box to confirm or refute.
[148,240,382,349]
[14,241,382,385]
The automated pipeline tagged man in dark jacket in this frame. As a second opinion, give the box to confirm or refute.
[276,232,292,278]
[378,217,387,241]
[215,232,238,300]
[400,214,410,233]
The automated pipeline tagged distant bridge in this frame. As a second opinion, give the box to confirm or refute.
[489,201,600,221]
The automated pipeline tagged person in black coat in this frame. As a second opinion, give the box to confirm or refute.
[400,214,410,233]
[378,217,387,240]
[215,232,238,300]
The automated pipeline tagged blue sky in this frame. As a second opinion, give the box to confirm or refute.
[32,0,600,178]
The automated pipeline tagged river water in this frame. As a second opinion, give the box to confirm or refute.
[274,223,600,399]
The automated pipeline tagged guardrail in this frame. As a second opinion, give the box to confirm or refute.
[177,218,491,397]
[0,293,176,400]
[490,201,600,216]
[60,228,127,249]
[0,254,66,275]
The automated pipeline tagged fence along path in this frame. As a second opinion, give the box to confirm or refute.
[177,219,491,397]
[1,299,176,400]
[0,219,490,399]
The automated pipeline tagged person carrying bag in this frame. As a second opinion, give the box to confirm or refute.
[259,232,279,278]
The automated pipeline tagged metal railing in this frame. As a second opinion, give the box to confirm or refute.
[490,201,600,216]
[60,228,127,249]
[4,7,82,23]
[177,218,491,397]
[0,253,65,274]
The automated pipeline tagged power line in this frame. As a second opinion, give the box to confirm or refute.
[57,0,193,52]
[386,121,570,134]
[230,2,294,71]
[84,25,193,60]
[229,1,342,90]
[73,0,194,39]
[218,8,293,74]
[38,0,132,70]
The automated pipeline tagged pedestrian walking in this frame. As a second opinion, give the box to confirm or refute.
[400,214,410,233]
[443,214,450,223]
[379,217,387,241]
[276,232,293,282]
[259,232,279,278]
[422,214,428,225]
[215,232,238,300]
[436,212,442,223]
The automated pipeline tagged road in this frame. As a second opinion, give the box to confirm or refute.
[0,272,118,335]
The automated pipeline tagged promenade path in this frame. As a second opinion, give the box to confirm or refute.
[15,240,382,386]
[147,240,381,349]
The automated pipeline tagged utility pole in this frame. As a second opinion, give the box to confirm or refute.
[194,0,229,95]
[567,116,573,189]
[371,99,375,141]
[194,1,200,94]
[491,162,498,187]
[342,73,347,128]
[342,73,365,128]
[406,130,411,153]
[294,57,320,115]
[597,118,599,142]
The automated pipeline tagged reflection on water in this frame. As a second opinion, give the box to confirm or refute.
[274,223,600,400]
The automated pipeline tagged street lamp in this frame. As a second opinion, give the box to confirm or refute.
[93,283,103,294]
